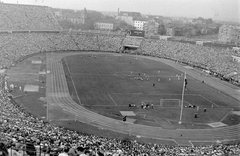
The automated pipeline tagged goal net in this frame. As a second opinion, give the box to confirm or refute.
[160,99,181,107]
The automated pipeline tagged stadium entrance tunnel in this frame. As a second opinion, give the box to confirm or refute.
[123,46,139,51]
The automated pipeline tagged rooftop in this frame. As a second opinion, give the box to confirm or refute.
[119,11,141,17]
[0,2,47,8]
[133,17,148,21]
[95,18,116,24]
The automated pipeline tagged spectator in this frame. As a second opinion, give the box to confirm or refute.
[58,147,69,156]
[0,4,239,154]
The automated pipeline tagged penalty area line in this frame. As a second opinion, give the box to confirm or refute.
[82,58,87,63]
[139,58,147,65]
[198,94,219,107]
[108,93,118,106]
[165,119,172,125]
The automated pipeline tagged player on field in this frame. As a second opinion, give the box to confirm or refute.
[194,113,198,118]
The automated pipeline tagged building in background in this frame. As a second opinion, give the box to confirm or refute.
[165,24,175,36]
[218,25,240,45]
[133,17,147,30]
[117,11,142,26]
[94,19,116,30]
[54,11,62,17]
[53,7,86,24]
[235,27,240,45]
[68,14,84,24]
[192,18,205,24]
[143,19,159,35]
[118,11,141,18]
[163,18,172,24]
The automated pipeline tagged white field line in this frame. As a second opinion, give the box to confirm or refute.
[71,73,113,76]
[139,58,147,65]
[198,94,219,107]
[190,140,216,143]
[64,58,82,105]
[108,93,118,106]
[143,108,148,112]
[82,58,87,63]
[110,93,199,96]
[165,119,172,125]
[83,105,121,106]
[220,112,230,122]
[188,141,194,146]
[7,73,39,75]
[143,114,146,119]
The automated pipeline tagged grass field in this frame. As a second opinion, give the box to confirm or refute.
[5,52,240,146]
[7,53,47,118]
[62,53,240,129]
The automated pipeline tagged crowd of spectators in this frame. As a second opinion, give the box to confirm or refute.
[0,31,239,85]
[0,32,124,68]
[139,39,240,85]
[98,35,124,52]
[0,3,240,154]
[0,3,61,31]
[0,31,240,155]
[1,84,240,155]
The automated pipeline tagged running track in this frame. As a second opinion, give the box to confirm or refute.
[46,52,240,146]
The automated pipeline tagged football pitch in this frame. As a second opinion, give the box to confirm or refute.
[62,53,240,129]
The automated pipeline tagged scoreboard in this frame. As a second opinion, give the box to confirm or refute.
[126,29,145,37]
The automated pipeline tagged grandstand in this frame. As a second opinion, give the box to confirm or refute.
[0,3,240,156]
[0,3,61,31]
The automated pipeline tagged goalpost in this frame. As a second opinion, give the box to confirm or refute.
[160,99,181,107]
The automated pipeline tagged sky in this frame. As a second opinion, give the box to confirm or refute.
[2,0,240,22]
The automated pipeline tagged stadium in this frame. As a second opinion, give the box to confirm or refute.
[1,3,240,156]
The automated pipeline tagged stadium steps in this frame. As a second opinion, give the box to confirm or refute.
[69,34,81,51]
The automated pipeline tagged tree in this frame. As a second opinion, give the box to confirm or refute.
[158,24,166,35]
[197,17,204,20]
[115,21,133,31]
[212,25,220,34]
[81,10,103,30]
[205,18,213,24]
[57,19,83,30]
[58,19,74,29]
